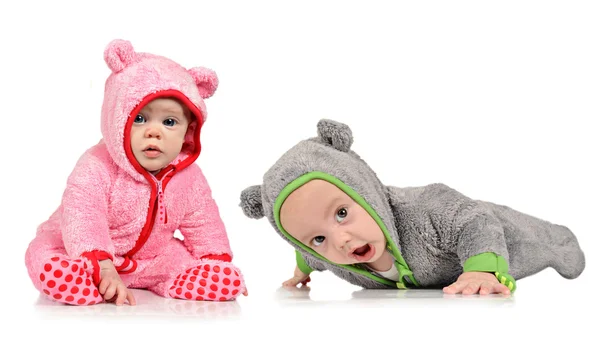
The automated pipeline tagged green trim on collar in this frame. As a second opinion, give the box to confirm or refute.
[464,252,516,292]
[274,171,418,288]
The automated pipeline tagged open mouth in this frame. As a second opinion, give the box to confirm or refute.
[349,244,375,262]
[143,146,162,157]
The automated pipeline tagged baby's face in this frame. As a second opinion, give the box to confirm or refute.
[280,179,386,265]
[130,98,190,174]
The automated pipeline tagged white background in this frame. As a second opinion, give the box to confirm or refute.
[1,0,598,344]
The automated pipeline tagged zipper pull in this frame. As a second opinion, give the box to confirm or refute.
[157,181,167,224]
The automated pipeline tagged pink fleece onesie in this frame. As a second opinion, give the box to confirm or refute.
[24,39,246,305]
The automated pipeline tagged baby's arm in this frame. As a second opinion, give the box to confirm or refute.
[61,153,115,259]
[418,184,516,294]
[282,266,311,287]
[60,152,137,303]
[282,251,314,287]
[61,152,124,293]
[179,165,233,260]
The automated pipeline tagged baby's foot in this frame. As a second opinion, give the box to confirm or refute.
[169,261,246,301]
[38,255,103,306]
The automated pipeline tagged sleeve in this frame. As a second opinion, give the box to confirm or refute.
[60,152,115,260]
[295,250,327,274]
[420,183,516,291]
[296,250,314,275]
[179,166,233,261]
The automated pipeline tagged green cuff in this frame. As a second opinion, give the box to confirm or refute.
[464,252,516,292]
[296,250,314,275]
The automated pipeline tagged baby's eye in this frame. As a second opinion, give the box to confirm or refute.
[311,236,325,247]
[163,118,177,127]
[134,114,146,123]
[335,207,348,223]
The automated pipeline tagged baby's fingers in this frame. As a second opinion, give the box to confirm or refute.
[115,285,128,306]
[98,279,109,295]
[443,281,467,294]
[491,283,511,295]
[479,281,496,295]
[462,282,482,295]
[282,277,303,287]
[103,282,117,301]
[126,289,137,305]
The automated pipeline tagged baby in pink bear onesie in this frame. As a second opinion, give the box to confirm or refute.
[24,39,247,306]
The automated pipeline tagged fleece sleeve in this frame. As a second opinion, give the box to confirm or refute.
[419,183,516,291]
[60,152,115,260]
[178,166,233,261]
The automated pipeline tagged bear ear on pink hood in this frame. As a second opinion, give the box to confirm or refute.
[104,39,139,73]
[188,67,218,99]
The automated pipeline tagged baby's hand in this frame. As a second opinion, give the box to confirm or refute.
[282,265,311,287]
[443,271,511,295]
[98,260,136,306]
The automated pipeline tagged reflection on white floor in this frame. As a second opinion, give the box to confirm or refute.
[275,284,515,307]
[32,282,515,320]
[14,269,596,345]
[33,288,243,320]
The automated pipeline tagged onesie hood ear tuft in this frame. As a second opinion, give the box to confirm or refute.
[316,119,353,152]
[240,185,264,219]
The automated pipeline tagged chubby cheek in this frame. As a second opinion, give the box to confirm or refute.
[172,132,186,149]
[370,243,386,263]
[322,247,351,265]
[129,129,143,149]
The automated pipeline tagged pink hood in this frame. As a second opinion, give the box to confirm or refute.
[101,39,219,182]
[25,40,233,281]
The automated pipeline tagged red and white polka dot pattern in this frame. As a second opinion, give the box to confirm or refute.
[169,261,245,301]
[38,255,103,306]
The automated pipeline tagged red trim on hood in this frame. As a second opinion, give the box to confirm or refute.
[124,89,204,179]
[122,90,204,260]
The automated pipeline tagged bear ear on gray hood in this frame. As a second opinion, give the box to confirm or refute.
[317,119,353,152]
[240,185,264,219]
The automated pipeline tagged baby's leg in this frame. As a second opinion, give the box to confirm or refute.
[25,231,103,306]
[168,260,246,301]
[136,239,245,301]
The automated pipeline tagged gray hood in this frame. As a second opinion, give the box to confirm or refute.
[240,119,412,288]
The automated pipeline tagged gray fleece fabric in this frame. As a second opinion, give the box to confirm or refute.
[240,119,585,289]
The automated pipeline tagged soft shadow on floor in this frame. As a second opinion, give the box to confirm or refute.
[33,289,242,319]
[274,285,515,308]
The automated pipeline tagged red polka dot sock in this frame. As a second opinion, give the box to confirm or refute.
[38,255,103,306]
[168,261,246,301]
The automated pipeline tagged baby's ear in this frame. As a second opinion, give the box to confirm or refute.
[188,67,218,99]
[317,119,353,152]
[104,39,137,73]
[240,185,264,219]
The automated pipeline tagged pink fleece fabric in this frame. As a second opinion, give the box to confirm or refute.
[25,39,244,304]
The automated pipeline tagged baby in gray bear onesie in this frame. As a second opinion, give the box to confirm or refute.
[240,119,585,294]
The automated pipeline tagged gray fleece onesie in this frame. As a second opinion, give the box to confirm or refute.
[240,119,585,291]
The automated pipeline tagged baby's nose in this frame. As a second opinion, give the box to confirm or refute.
[145,126,161,139]
[333,232,352,251]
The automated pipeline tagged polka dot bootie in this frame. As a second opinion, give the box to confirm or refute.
[169,261,246,301]
[37,255,103,305]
